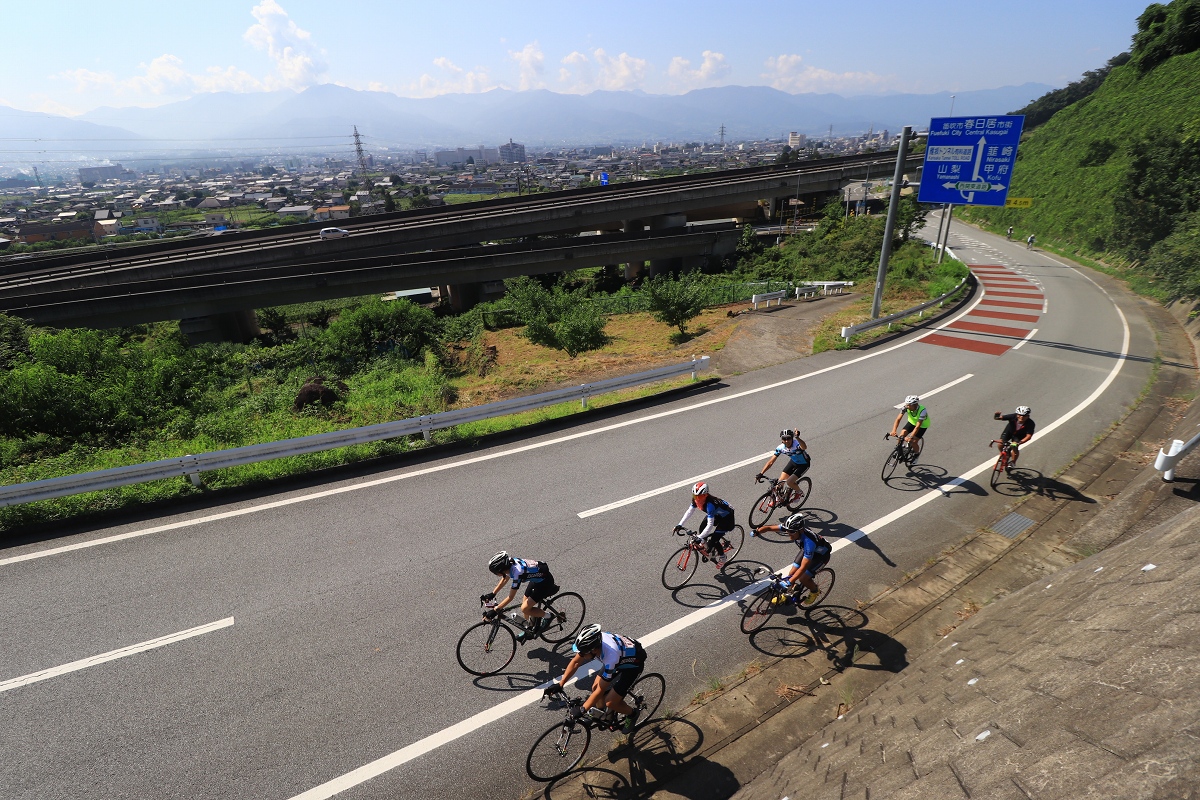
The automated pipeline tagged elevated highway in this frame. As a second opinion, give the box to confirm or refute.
[0,151,919,334]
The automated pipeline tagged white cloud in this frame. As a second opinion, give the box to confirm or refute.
[405,57,497,97]
[762,54,891,94]
[243,0,327,90]
[557,48,648,93]
[668,50,730,90]
[509,42,545,90]
[54,55,264,101]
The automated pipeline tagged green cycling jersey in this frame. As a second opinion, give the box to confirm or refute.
[905,404,930,429]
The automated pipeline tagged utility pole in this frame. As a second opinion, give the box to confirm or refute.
[870,125,913,320]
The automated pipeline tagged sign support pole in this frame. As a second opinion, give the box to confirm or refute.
[870,126,913,320]
[937,204,955,263]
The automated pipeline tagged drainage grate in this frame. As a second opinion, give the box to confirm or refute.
[990,512,1036,539]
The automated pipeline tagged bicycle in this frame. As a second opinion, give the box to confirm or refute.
[988,439,1020,488]
[1026,237,1036,250]
[740,567,836,634]
[882,432,919,480]
[661,526,745,590]
[747,475,811,528]
[525,673,667,782]
[456,592,586,676]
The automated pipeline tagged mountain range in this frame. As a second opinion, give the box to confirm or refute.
[0,83,1054,154]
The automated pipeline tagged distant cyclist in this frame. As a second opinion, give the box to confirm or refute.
[756,428,810,502]
[543,624,647,733]
[993,406,1036,471]
[752,513,832,605]
[889,395,929,458]
[674,482,737,570]
[1026,233,1036,250]
[1006,226,1013,241]
[482,552,559,643]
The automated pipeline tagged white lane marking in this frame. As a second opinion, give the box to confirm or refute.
[287,255,1131,800]
[0,274,986,570]
[1043,299,1049,314]
[0,617,234,694]
[1012,329,1038,351]
[892,374,973,408]
[577,453,769,518]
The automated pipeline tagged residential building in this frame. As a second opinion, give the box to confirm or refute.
[94,219,121,238]
[203,213,228,226]
[277,205,314,220]
[125,217,164,234]
[788,132,807,148]
[18,219,94,243]
[78,164,126,183]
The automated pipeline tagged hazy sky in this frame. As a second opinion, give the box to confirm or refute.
[3,0,1149,115]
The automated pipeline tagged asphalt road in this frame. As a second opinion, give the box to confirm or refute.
[0,218,1155,800]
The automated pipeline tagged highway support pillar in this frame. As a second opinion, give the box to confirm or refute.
[179,309,261,345]
[622,219,646,281]
[648,213,686,277]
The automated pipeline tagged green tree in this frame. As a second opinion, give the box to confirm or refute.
[644,274,705,335]
[1144,209,1200,298]
[383,191,397,213]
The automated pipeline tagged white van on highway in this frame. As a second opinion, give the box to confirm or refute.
[319,227,350,240]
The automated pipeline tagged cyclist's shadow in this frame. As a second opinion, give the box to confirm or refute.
[471,645,574,693]
[803,606,907,674]
[668,559,768,609]
[542,717,715,799]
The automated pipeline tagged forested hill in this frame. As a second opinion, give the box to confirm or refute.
[970,0,1200,297]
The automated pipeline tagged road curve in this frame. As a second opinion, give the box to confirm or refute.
[0,217,1156,800]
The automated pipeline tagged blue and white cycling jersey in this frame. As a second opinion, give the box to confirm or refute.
[597,632,644,681]
[507,558,549,591]
[775,439,809,466]
[791,531,831,572]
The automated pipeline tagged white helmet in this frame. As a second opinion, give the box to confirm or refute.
[904,395,919,406]
[573,623,603,653]
[488,552,511,574]
[692,481,709,496]
[1015,405,1031,416]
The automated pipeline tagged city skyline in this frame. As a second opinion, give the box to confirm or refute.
[2,0,1149,116]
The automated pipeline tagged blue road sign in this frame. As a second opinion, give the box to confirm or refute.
[600,172,609,186]
[917,115,1025,207]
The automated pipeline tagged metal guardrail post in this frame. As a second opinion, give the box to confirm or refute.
[180,454,203,488]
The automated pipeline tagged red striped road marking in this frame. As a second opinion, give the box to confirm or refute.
[969,309,1040,323]
[920,333,1011,356]
[948,319,1032,338]
[987,289,1044,299]
[980,298,1043,310]
[980,278,1034,285]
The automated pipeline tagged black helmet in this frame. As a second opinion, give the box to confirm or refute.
[780,513,809,535]
[780,429,795,440]
[488,551,512,574]
[573,624,603,653]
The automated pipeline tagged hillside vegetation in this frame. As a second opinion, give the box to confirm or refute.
[967,0,1200,296]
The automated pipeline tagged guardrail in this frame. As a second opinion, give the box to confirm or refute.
[0,356,709,508]
[796,285,820,299]
[812,281,854,295]
[751,291,787,310]
[1154,427,1200,482]
[839,272,972,342]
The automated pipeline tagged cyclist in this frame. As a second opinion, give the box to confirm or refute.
[482,552,559,643]
[889,395,929,458]
[542,624,647,733]
[1026,233,1036,250]
[993,406,1036,471]
[751,513,832,605]
[674,482,737,570]
[1006,226,1013,241]
[756,429,810,503]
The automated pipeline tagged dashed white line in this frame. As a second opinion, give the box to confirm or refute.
[1013,328,1039,350]
[0,617,234,694]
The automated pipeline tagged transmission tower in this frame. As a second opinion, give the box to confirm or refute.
[353,125,372,188]
[32,166,43,187]
[718,123,726,149]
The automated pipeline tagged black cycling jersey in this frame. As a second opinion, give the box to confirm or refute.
[997,413,1035,443]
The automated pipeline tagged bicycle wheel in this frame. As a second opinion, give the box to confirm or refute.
[718,525,744,566]
[626,672,666,727]
[798,567,836,608]
[740,588,780,634]
[541,592,586,644]
[785,477,812,511]
[990,453,1006,488]
[881,447,901,481]
[747,490,777,528]
[661,545,699,590]
[456,620,516,676]
[526,719,592,782]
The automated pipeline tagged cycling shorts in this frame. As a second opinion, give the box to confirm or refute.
[900,422,927,439]
[524,572,557,601]
[782,459,810,478]
[799,553,830,580]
